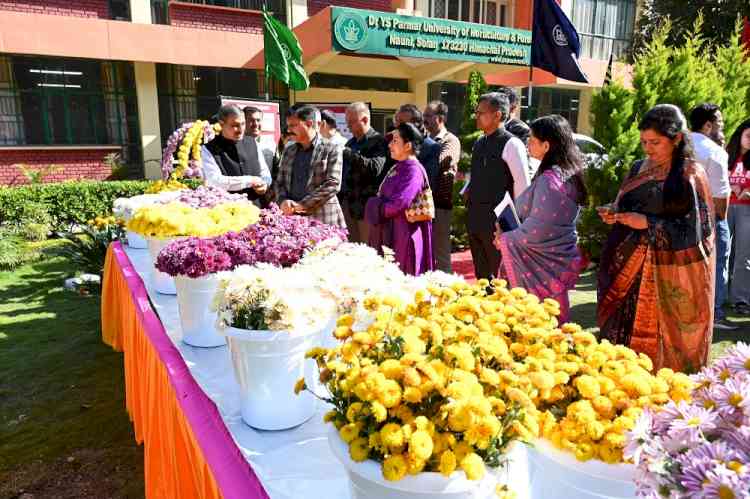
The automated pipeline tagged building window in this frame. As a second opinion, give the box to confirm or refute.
[151,0,285,24]
[428,0,513,27]
[0,55,140,162]
[156,64,288,143]
[309,73,410,93]
[572,0,636,60]
[521,87,580,131]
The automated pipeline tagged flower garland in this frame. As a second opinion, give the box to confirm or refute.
[626,343,750,497]
[144,179,189,194]
[126,201,260,239]
[161,120,221,180]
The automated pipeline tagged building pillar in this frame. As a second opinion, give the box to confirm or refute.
[129,0,152,23]
[577,88,593,135]
[411,80,429,109]
[288,0,307,27]
[134,62,163,179]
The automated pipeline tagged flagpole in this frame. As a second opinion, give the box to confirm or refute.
[527,0,534,116]
[264,2,270,101]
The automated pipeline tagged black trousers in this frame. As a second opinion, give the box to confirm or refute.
[468,231,500,281]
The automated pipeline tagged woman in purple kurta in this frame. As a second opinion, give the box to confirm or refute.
[366,122,434,275]
[494,115,587,323]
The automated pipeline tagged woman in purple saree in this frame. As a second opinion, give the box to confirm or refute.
[493,115,587,323]
[365,122,434,275]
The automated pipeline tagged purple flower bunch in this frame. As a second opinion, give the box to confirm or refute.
[154,205,347,277]
[625,343,750,498]
[238,204,348,267]
[171,185,247,209]
[155,231,252,278]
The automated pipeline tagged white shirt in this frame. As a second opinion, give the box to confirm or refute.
[200,140,272,192]
[328,131,348,150]
[460,132,530,199]
[691,132,730,198]
[503,136,531,199]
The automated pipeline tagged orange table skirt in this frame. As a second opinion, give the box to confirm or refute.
[101,242,268,499]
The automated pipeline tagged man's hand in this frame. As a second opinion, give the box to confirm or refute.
[280,200,305,215]
[280,200,297,215]
[252,182,268,195]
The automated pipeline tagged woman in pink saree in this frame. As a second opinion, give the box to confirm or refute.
[493,115,587,323]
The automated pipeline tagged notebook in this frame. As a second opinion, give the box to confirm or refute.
[494,192,520,232]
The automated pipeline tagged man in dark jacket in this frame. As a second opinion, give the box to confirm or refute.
[202,104,271,202]
[339,102,388,243]
[465,92,529,281]
[497,86,530,144]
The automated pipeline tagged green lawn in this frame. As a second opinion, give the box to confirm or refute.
[0,255,143,499]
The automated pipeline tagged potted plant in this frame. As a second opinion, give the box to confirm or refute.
[298,279,544,499]
[213,264,329,430]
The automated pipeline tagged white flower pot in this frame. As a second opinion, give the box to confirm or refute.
[527,439,636,499]
[224,327,321,430]
[174,275,225,348]
[126,230,148,249]
[147,237,178,295]
[328,426,526,499]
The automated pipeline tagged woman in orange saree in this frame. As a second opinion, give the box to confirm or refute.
[597,104,715,373]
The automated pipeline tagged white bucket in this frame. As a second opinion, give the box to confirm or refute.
[224,327,321,430]
[147,237,178,295]
[174,274,225,348]
[527,439,636,499]
[328,426,528,499]
[126,230,148,249]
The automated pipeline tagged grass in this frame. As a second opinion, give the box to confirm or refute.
[0,254,143,499]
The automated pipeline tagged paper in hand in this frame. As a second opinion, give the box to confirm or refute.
[494,192,520,232]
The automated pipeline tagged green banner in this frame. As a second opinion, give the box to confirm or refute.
[331,7,531,66]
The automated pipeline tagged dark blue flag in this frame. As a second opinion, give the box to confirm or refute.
[531,0,589,83]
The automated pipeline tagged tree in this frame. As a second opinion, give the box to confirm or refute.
[634,0,750,53]
[582,17,750,262]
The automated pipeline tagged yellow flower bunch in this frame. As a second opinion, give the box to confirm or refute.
[303,279,548,483]
[535,337,693,463]
[303,278,689,480]
[86,215,122,229]
[144,179,189,194]
[126,201,259,238]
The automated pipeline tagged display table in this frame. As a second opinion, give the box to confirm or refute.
[101,242,539,499]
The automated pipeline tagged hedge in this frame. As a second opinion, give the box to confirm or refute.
[0,180,199,229]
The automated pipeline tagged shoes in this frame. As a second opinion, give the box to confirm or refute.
[734,303,750,316]
[714,318,739,331]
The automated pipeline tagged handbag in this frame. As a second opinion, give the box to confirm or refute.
[405,165,435,223]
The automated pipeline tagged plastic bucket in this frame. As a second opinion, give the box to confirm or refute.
[147,237,178,295]
[174,274,225,348]
[328,426,526,499]
[126,230,148,249]
[225,327,321,430]
[527,439,636,498]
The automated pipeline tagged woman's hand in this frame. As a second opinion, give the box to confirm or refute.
[493,222,503,250]
[597,205,617,225]
[614,212,648,229]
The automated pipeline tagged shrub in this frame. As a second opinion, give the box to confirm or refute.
[0,230,40,270]
[58,217,125,276]
[0,179,200,231]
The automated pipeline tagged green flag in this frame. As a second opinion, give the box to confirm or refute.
[262,10,309,91]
